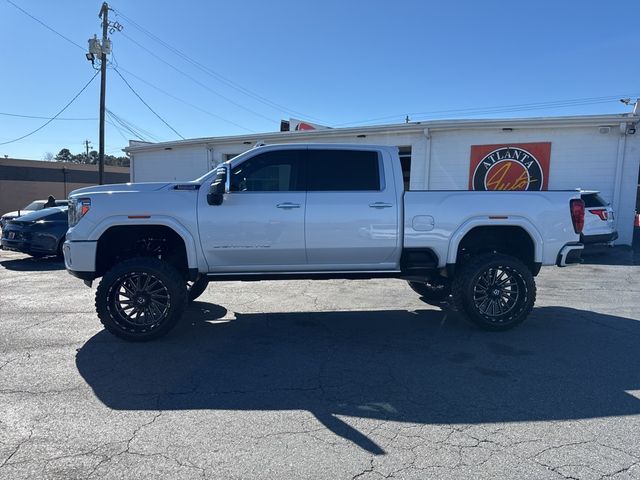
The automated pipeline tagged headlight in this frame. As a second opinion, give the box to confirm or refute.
[68,198,91,227]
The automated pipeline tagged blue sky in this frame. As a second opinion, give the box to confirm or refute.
[1,0,639,160]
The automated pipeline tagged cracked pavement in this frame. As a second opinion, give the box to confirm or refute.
[0,243,639,479]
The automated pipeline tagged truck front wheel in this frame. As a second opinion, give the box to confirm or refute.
[95,257,187,341]
[451,254,536,331]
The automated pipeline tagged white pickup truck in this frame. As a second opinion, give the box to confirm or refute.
[63,144,585,341]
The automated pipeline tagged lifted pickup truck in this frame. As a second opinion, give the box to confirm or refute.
[64,144,585,341]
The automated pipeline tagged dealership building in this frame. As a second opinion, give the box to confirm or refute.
[125,112,640,245]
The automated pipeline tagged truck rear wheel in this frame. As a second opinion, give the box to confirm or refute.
[407,278,451,305]
[95,257,187,341]
[451,254,536,331]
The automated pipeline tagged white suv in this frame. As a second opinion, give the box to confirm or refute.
[580,191,618,244]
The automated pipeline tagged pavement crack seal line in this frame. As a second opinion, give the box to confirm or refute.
[352,458,375,479]
[0,427,33,468]
[87,411,165,478]
[0,358,18,372]
[527,439,633,479]
[600,461,640,479]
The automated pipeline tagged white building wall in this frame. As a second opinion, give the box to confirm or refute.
[428,126,618,195]
[131,145,208,182]
[426,125,638,244]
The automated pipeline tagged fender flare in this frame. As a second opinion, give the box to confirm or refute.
[88,215,199,270]
[446,216,544,265]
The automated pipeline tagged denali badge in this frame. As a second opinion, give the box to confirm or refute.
[469,143,551,191]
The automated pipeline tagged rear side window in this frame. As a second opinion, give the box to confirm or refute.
[230,150,305,192]
[307,150,381,191]
[582,193,607,208]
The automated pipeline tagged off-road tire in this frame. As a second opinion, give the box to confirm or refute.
[187,276,209,303]
[96,257,187,341]
[451,253,536,331]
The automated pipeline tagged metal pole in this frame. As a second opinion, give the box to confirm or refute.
[98,2,108,185]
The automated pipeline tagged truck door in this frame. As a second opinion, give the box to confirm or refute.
[198,149,307,271]
[304,148,400,269]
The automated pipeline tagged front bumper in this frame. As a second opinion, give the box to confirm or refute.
[63,240,98,280]
[1,235,53,256]
[556,242,584,267]
[1,237,28,253]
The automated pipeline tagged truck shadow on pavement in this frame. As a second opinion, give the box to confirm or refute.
[76,305,640,455]
[0,255,65,271]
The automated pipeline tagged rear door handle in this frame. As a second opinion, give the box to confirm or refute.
[369,202,393,209]
[276,202,301,209]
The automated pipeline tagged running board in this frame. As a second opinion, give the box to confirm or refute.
[205,271,403,282]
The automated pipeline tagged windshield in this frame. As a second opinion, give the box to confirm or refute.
[22,201,45,211]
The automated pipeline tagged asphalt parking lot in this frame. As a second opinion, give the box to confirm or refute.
[1,244,639,480]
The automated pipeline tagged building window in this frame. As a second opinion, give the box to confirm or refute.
[398,146,412,191]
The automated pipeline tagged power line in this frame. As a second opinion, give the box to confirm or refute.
[112,7,327,123]
[106,116,131,143]
[114,65,256,133]
[0,112,96,121]
[106,110,148,142]
[106,108,161,142]
[0,72,99,146]
[119,30,277,124]
[4,0,85,51]
[112,67,185,139]
[336,94,640,126]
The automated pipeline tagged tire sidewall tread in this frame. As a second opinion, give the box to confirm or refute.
[451,253,536,331]
[95,257,187,341]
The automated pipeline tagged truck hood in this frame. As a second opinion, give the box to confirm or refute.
[69,182,172,197]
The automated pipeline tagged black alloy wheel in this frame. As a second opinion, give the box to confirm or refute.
[472,267,520,317]
[111,272,171,328]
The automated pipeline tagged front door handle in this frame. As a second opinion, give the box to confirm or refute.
[276,202,301,209]
[369,202,393,209]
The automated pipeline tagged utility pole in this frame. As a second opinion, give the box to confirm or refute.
[98,2,109,185]
[87,4,121,184]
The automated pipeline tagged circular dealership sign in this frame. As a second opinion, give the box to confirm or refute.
[471,146,544,191]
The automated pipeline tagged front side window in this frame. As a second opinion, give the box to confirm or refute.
[230,150,305,192]
[307,150,381,191]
